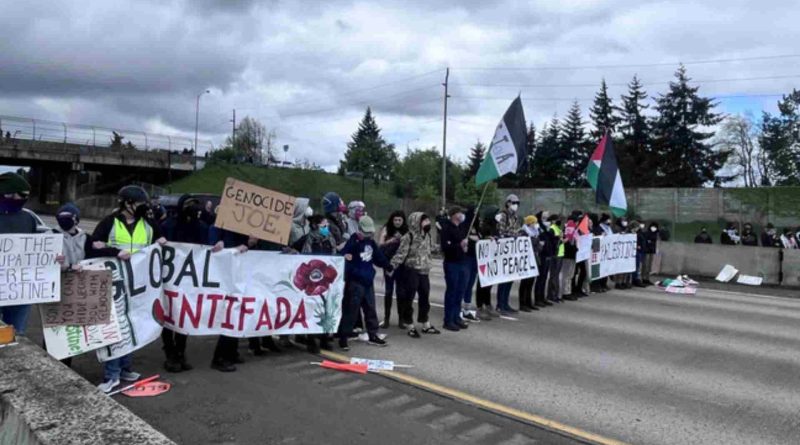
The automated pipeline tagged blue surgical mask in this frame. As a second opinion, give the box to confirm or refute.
[319,226,330,237]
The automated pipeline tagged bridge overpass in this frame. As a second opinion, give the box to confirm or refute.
[0,115,212,205]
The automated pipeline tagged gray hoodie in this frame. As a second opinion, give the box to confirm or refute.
[290,197,310,246]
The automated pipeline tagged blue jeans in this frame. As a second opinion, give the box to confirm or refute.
[1,304,32,335]
[497,282,513,310]
[462,258,478,306]
[443,261,468,326]
[103,354,133,381]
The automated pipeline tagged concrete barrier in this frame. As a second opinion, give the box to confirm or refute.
[658,241,797,286]
[0,338,175,445]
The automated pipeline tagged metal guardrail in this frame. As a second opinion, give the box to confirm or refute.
[0,115,214,154]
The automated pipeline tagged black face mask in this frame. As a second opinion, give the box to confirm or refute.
[422,225,431,234]
[57,215,76,231]
[134,203,149,219]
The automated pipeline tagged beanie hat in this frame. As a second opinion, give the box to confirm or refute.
[322,192,342,214]
[57,203,80,221]
[358,215,376,234]
[524,215,538,225]
[505,193,519,203]
[0,172,31,194]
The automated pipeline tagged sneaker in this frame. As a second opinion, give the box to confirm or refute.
[211,360,236,372]
[456,320,469,329]
[505,306,519,313]
[563,295,578,301]
[379,319,390,329]
[338,338,350,351]
[463,312,479,322]
[368,336,388,347]
[543,301,554,306]
[353,327,364,334]
[357,333,369,342]
[97,379,120,394]
[120,370,140,381]
[407,328,421,339]
[487,307,502,317]
[519,306,532,313]
[477,307,493,320]
[443,324,461,332]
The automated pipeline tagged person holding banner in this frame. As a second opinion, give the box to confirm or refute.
[517,215,540,312]
[561,217,579,301]
[495,194,522,314]
[338,216,391,349]
[641,222,660,285]
[461,207,483,322]
[546,215,565,303]
[533,211,554,308]
[440,206,470,331]
[475,208,500,319]
[299,214,336,354]
[89,185,166,393]
[391,212,439,338]
[0,172,64,334]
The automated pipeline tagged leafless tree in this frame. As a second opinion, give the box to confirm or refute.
[719,114,761,187]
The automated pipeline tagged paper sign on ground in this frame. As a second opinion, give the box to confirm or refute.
[158,243,344,337]
[590,234,637,280]
[215,178,296,245]
[42,302,122,361]
[476,237,539,287]
[576,234,592,263]
[41,270,113,327]
[350,357,395,372]
[0,234,63,307]
[736,274,763,286]
[715,265,738,282]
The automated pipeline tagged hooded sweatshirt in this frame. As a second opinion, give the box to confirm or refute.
[290,197,310,246]
[391,212,431,273]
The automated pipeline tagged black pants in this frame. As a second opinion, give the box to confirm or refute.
[519,276,535,308]
[338,281,380,337]
[161,329,187,358]
[476,282,492,308]
[547,258,563,301]
[574,260,587,294]
[397,269,430,325]
[383,271,398,322]
[213,336,238,363]
[535,257,552,303]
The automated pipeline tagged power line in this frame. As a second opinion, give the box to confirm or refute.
[453,54,800,72]
[278,85,441,119]
[449,93,786,103]
[453,74,800,89]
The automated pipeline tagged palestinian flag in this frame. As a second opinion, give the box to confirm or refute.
[475,96,527,185]
[587,132,627,217]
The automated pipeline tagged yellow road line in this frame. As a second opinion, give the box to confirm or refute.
[320,350,630,445]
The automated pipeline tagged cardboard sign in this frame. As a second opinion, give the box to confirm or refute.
[123,381,171,398]
[0,234,63,307]
[715,264,738,282]
[590,234,637,280]
[215,178,296,245]
[476,237,539,287]
[736,274,763,286]
[42,303,122,360]
[576,234,592,263]
[158,243,344,337]
[41,270,113,327]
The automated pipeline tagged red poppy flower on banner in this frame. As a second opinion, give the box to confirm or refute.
[293,259,338,296]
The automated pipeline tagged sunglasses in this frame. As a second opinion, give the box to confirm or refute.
[510,201,520,205]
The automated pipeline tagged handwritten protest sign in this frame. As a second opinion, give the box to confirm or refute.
[42,303,122,360]
[41,270,112,327]
[576,234,592,263]
[0,234,63,307]
[476,237,539,287]
[590,234,637,280]
[157,243,344,337]
[215,178,296,245]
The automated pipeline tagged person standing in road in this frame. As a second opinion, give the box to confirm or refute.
[475,208,501,319]
[640,222,660,285]
[440,206,470,332]
[345,200,366,238]
[495,194,522,314]
[547,215,565,303]
[534,211,556,307]
[378,211,407,328]
[322,192,349,250]
[89,185,167,393]
[518,215,540,312]
[461,207,482,321]
[561,216,579,299]
[391,212,440,338]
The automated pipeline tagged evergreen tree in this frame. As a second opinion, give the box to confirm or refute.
[617,75,652,186]
[530,116,565,187]
[338,107,399,182]
[560,101,589,186]
[466,141,486,179]
[652,66,726,187]
[758,90,800,185]
[520,122,536,187]
[589,79,620,141]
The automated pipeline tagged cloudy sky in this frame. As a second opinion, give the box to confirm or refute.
[1,0,798,170]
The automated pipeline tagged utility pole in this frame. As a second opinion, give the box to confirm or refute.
[231,109,236,146]
[441,67,450,212]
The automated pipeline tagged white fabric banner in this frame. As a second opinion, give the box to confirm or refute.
[0,233,63,307]
[158,243,344,337]
[590,234,637,280]
[476,237,539,287]
[576,234,592,263]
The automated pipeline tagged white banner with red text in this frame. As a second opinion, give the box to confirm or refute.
[476,237,539,287]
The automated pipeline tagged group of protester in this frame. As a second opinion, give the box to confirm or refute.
[702,222,800,249]
[1,171,666,395]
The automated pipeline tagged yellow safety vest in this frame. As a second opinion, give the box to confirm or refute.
[109,218,153,253]
[551,224,565,258]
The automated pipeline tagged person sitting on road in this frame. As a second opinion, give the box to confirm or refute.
[89,185,167,393]
[338,216,392,350]
[740,223,758,246]
[694,227,713,244]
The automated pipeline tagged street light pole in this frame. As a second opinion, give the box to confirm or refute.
[194,89,210,170]
[441,67,449,211]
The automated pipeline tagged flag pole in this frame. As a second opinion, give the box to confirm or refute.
[467,182,491,235]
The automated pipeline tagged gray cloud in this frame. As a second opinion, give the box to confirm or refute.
[1,0,798,169]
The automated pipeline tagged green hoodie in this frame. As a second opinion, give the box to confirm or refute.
[390,212,431,274]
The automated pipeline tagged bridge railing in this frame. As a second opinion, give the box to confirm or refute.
[0,115,214,154]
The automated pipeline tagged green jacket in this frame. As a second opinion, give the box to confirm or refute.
[391,212,431,274]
